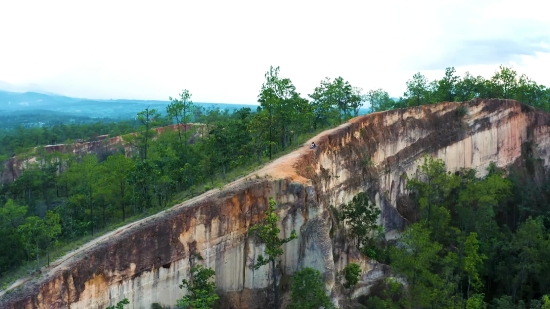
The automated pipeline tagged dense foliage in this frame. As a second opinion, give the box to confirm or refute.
[1,64,549,305]
[177,265,218,309]
[0,119,141,157]
[364,155,550,308]
[288,267,335,309]
[341,192,382,258]
[368,66,550,112]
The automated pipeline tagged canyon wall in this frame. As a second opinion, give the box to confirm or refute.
[1,99,549,309]
[0,124,200,184]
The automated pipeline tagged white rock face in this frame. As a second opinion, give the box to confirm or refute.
[2,99,550,309]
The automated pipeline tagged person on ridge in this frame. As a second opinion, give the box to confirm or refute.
[310,142,316,149]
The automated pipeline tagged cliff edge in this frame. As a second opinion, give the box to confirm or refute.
[1,99,549,308]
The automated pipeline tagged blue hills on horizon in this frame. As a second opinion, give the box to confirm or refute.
[0,89,372,130]
[0,89,260,119]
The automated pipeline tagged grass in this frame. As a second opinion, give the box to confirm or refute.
[0,126,330,292]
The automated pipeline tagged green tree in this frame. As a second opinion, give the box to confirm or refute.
[341,192,381,257]
[343,263,361,290]
[491,65,518,99]
[455,71,479,102]
[18,211,61,271]
[434,67,459,102]
[366,89,395,112]
[41,210,62,266]
[288,267,335,309]
[258,66,299,159]
[0,199,27,273]
[249,197,297,309]
[248,108,270,164]
[167,89,194,147]
[62,154,101,235]
[462,233,487,296]
[136,107,161,161]
[515,75,549,111]
[390,223,443,308]
[328,76,355,121]
[507,217,547,303]
[364,278,403,309]
[308,78,339,130]
[404,72,430,106]
[177,264,218,309]
[106,298,129,309]
[127,159,157,214]
[101,154,135,221]
[406,155,460,241]
[349,86,365,117]
[465,293,486,309]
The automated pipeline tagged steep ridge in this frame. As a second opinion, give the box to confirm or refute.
[1,99,549,308]
[1,123,201,184]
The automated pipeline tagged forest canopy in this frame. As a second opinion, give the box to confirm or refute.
[1,65,549,308]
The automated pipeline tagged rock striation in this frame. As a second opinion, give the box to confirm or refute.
[1,99,549,308]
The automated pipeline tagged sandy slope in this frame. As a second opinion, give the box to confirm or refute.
[0,120,354,299]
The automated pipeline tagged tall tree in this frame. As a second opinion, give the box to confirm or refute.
[341,192,381,256]
[349,86,365,117]
[18,211,61,270]
[491,65,518,99]
[404,72,430,106]
[167,89,195,148]
[136,107,161,161]
[366,89,395,112]
[390,223,444,308]
[62,154,101,235]
[308,78,338,130]
[101,154,135,221]
[434,67,459,102]
[455,71,479,102]
[249,197,297,309]
[0,199,27,273]
[258,66,300,158]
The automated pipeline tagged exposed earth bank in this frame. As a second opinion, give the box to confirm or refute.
[1,99,549,309]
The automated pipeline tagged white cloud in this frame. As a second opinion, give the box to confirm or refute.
[0,0,549,103]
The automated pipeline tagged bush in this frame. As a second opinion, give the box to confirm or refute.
[457,105,467,117]
[288,267,335,309]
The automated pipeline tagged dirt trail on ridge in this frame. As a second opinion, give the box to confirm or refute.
[0,119,355,299]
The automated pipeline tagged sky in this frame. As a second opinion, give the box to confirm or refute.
[0,0,549,104]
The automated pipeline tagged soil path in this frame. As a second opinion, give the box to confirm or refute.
[0,120,354,299]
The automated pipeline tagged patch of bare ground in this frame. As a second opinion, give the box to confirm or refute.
[0,120,351,300]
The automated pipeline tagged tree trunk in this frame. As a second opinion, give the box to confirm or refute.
[272,259,279,309]
[269,113,273,160]
[35,241,40,271]
[102,202,106,228]
[121,181,126,221]
[175,113,183,145]
[90,188,94,236]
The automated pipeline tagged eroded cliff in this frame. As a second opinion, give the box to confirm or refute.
[0,123,201,184]
[1,99,549,309]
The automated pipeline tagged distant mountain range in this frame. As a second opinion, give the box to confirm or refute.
[0,83,373,130]
[0,80,58,95]
[0,89,260,120]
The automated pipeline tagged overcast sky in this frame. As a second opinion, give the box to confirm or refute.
[1,0,549,104]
